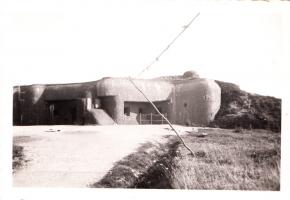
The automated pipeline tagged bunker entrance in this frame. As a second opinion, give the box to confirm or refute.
[124,100,170,124]
[47,99,84,125]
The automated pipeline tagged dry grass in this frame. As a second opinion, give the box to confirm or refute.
[87,128,280,190]
[170,128,280,190]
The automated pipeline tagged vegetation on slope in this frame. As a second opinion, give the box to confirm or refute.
[210,80,281,132]
[92,128,280,190]
[13,145,25,173]
[13,136,32,173]
[90,135,178,188]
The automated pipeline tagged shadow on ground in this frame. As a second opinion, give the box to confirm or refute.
[90,135,179,189]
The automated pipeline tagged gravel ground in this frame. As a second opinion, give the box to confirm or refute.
[13,125,192,188]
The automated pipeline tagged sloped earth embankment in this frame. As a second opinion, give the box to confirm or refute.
[92,128,280,190]
[91,135,179,188]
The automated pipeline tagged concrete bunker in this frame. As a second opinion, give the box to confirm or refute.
[13,71,221,126]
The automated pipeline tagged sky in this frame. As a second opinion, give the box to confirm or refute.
[0,0,289,98]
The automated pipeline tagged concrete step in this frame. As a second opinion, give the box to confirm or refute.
[85,109,116,125]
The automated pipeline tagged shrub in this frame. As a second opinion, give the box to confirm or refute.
[211,81,281,132]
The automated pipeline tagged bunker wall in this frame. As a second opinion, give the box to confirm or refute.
[173,79,221,126]
[96,78,173,102]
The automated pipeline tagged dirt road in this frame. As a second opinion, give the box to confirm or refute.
[13,125,191,188]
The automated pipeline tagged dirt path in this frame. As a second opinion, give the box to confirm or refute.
[13,125,191,188]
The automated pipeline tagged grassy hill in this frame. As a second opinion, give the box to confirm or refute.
[210,81,281,132]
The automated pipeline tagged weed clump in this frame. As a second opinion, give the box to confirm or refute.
[13,145,26,172]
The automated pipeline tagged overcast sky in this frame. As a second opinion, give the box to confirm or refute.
[1,0,289,98]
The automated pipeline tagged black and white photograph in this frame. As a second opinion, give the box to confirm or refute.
[0,0,289,200]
